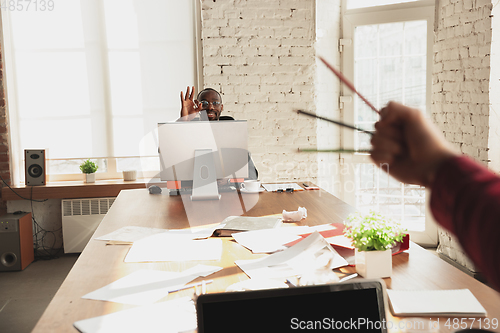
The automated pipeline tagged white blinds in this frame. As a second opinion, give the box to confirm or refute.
[3,0,199,181]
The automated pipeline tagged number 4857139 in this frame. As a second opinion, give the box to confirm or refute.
[0,0,55,11]
[445,318,498,331]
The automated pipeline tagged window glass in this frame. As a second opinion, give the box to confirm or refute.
[352,20,427,228]
[108,51,143,116]
[354,164,425,230]
[354,20,427,150]
[10,1,84,49]
[4,0,198,181]
[15,52,91,119]
[347,0,420,10]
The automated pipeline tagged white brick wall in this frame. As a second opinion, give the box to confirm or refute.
[200,0,317,183]
[433,0,492,164]
[489,4,500,172]
[433,0,497,272]
[201,0,497,276]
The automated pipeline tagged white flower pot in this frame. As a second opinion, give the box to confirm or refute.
[355,248,392,279]
[85,173,96,183]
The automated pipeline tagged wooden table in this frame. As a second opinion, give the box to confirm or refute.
[33,188,500,332]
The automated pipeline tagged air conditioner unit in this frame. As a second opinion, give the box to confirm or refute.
[61,198,115,253]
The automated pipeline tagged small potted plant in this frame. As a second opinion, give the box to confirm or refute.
[79,159,98,183]
[344,210,405,278]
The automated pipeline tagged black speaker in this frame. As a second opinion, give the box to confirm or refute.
[0,212,34,272]
[25,149,46,186]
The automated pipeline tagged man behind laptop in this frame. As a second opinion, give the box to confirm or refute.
[179,86,223,121]
[178,86,258,180]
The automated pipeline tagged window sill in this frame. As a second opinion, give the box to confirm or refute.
[1,178,161,201]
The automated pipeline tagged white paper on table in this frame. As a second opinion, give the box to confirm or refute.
[73,297,196,333]
[124,233,222,262]
[232,226,312,253]
[326,235,355,249]
[94,226,169,243]
[165,227,218,239]
[95,225,217,243]
[235,231,348,280]
[81,265,222,305]
[387,289,487,316]
[308,223,339,233]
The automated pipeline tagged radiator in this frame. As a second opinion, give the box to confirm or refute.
[61,197,115,253]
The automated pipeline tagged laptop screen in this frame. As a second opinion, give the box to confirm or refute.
[197,280,387,333]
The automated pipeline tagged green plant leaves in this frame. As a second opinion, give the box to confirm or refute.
[79,159,98,174]
[344,210,406,252]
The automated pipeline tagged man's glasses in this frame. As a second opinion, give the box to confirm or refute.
[199,100,221,108]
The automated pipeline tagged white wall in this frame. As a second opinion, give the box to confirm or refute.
[489,1,500,172]
[200,0,319,183]
[432,0,495,271]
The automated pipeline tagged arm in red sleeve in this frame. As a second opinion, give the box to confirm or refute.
[430,155,500,290]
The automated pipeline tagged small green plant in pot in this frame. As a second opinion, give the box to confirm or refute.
[79,159,98,183]
[344,210,405,278]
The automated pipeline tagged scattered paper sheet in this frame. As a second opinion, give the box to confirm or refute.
[235,232,348,280]
[325,235,354,249]
[165,227,217,239]
[308,223,340,232]
[232,226,311,253]
[233,224,343,254]
[213,215,283,237]
[95,225,216,244]
[73,297,197,333]
[387,289,487,316]
[81,265,221,305]
[226,278,289,292]
[124,233,222,262]
[94,226,168,243]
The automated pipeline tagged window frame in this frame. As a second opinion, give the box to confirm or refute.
[341,0,438,246]
[1,0,203,185]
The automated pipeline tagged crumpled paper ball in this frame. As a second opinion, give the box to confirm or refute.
[282,207,307,222]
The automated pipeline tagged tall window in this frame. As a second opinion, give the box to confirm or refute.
[341,0,437,245]
[2,0,200,183]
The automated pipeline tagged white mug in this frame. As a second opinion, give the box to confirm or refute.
[123,170,137,181]
[240,180,261,192]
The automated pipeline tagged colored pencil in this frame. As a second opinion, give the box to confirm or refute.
[298,148,371,154]
[296,109,373,136]
[318,56,380,115]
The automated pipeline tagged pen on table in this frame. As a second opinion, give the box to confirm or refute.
[296,110,373,136]
[318,56,380,115]
[302,183,319,190]
[169,280,213,293]
[339,273,358,282]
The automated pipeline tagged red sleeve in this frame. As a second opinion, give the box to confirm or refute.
[430,155,500,290]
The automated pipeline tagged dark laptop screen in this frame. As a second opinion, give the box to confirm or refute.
[197,283,386,333]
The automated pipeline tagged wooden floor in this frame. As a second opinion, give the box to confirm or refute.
[0,254,78,333]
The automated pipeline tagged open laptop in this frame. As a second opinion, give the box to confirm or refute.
[196,279,388,333]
